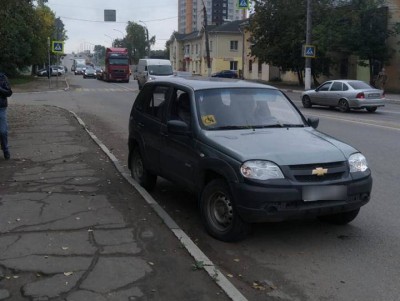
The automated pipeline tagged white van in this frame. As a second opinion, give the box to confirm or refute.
[137,59,173,89]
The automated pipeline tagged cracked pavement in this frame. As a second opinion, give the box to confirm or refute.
[0,105,229,301]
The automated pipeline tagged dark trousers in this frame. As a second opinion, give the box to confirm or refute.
[0,107,8,153]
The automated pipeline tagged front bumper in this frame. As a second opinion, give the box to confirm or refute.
[232,176,372,223]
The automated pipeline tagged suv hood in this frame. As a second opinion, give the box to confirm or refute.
[201,128,357,165]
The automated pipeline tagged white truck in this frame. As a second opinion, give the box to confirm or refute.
[71,58,87,74]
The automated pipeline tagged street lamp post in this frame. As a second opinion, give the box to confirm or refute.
[113,29,125,47]
[139,20,150,58]
[104,34,114,47]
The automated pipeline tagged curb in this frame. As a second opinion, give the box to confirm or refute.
[69,110,248,301]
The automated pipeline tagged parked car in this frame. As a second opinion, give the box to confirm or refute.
[211,70,238,78]
[128,77,372,241]
[83,66,96,78]
[302,79,385,112]
[36,66,64,77]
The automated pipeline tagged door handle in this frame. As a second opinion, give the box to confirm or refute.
[137,122,145,128]
[160,131,168,137]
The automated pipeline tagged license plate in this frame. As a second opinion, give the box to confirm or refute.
[368,93,380,98]
[303,186,347,202]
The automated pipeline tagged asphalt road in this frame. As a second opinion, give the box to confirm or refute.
[14,62,400,301]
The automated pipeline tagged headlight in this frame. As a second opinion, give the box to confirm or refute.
[240,160,284,180]
[148,76,156,81]
[348,153,368,172]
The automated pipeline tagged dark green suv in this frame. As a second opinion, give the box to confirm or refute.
[128,77,372,241]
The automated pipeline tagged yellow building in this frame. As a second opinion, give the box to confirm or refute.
[170,20,244,76]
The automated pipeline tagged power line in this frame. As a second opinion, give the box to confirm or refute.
[59,16,177,23]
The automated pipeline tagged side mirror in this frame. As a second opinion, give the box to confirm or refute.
[167,120,189,135]
[307,117,319,129]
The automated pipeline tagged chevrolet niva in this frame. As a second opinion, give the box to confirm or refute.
[128,77,372,241]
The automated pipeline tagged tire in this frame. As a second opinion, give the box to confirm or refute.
[319,208,360,225]
[200,179,250,242]
[130,147,157,191]
[302,95,312,108]
[338,99,350,112]
[366,106,377,113]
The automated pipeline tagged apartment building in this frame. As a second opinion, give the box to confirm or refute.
[178,0,247,34]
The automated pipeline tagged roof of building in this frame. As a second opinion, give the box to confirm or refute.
[174,19,248,41]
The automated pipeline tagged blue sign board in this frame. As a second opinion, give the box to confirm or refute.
[303,45,316,58]
[52,41,64,54]
[237,0,250,9]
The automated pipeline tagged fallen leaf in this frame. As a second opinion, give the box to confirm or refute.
[233,258,240,262]
[148,262,155,266]
[227,274,234,278]
[62,247,69,250]
[64,272,73,276]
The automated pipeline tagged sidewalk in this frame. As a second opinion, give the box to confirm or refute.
[0,105,239,301]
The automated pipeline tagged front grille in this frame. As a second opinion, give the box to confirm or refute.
[288,161,347,183]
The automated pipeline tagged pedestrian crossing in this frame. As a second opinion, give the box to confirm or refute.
[72,87,137,92]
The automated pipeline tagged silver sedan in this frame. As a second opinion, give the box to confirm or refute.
[302,80,385,112]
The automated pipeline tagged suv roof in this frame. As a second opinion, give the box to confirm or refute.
[149,76,277,91]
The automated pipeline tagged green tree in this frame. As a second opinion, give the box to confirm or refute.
[314,0,394,84]
[94,45,106,65]
[125,22,155,63]
[250,0,396,85]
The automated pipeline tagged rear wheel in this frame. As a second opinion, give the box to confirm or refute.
[200,179,250,242]
[366,106,377,113]
[338,99,350,112]
[302,95,312,108]
[130,147,157,191]
[319,209,360,225]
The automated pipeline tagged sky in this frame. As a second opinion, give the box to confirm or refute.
[46,0,178,53]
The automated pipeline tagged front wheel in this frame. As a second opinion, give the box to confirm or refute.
[130,147,157,191]
[366,106,377,113]
[200,179,250,242]
[318,209,360,225]
[302,95,312,108]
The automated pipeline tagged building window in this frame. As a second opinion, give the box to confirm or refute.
[230,40,238,51]
[209,40,213,52]
[196,44,198,54]
[258,61,262,73]
[230,61,238,70]
[249,59,252,72]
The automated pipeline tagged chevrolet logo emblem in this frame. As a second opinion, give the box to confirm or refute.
[312,167,328,176]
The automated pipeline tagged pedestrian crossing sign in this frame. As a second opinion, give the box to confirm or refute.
[237,0,250,9]
[52,41,64,54]
[303,45,316,58]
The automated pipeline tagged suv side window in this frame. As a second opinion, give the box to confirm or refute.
[141,85,170,121]
[168,89,192,126]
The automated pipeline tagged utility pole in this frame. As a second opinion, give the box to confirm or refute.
[203,1,211,76]
[305,0,312,90]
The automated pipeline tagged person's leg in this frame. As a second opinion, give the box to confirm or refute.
[0,108,10,159]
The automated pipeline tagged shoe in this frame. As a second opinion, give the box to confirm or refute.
[4,151,10,160]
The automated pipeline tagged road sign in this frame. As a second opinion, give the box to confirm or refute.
[104,9,116,22]
[303,45,316,58]
[237,0,250,9]
[52,41,64,54]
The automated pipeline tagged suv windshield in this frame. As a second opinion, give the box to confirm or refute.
[148,65,173,75]
[195,88,305,130]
